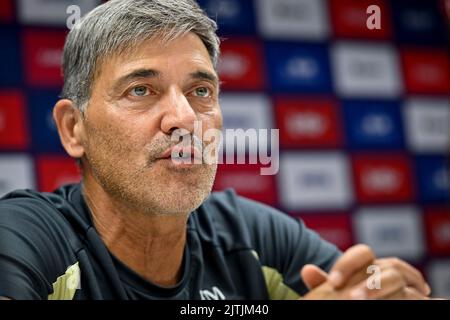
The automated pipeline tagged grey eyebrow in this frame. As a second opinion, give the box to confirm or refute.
[189,70,219,86]
[113,68,160,91]
[112,68,219,93]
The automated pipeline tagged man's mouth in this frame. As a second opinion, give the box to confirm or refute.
[158,146,203,164]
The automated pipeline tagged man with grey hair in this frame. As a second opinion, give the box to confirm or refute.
[0,0,431,300]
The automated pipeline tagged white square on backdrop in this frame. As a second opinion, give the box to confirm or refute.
[219,93,274,156]
[404,98,450,153]
[353,206,425,261]
[278,152,353,210]
[0,154,35,197]
[18,0,100,26]
[255,0,329,40]
[331,42,403,98]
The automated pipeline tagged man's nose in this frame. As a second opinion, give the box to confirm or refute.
[160,88,197,135]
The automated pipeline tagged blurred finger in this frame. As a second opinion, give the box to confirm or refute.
[328,244,375,289]
[375,258,430,296]
[301,264,328,290]
[348,268,405,300]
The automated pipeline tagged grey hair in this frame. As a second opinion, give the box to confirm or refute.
[61,0,220,113]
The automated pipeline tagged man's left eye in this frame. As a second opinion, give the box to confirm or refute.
[193,87,211,98]
[129,86,149,97]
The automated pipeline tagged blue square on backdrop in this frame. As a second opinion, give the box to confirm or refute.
[342,100,404,150]
[265,42,332,93]
[27,90,65,153]
[415,156,449,203]
[391,0,449,45]
[197,0,256,35]
[0,27,22,87]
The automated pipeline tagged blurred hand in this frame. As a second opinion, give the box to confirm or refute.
[301,244,431,300]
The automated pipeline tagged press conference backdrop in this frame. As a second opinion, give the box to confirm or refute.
[1,0,450,297]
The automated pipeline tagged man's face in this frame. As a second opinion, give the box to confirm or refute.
[80,32,222,216]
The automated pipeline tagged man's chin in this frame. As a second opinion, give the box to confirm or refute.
[150,194,209,216]
[142,180,213,215]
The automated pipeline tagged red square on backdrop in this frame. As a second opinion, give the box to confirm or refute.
[0,91,29,149]
[217,38,265,90]
[23,30,67,87]
[296,213,353,251]
[352,154,414,203]
[213,163,277,206]
[275,97,342,148]
[329,0,392,39]
[424,207,450,256]
[36,156,81,192]
[0,0,13,23]
[401,49,450,94]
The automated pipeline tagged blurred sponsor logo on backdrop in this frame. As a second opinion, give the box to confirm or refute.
[354,206,425,261]
[279,152,353,210]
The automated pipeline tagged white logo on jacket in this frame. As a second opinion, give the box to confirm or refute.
[199,286,225,300]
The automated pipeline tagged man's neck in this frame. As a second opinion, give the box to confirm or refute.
[81,175,189,287]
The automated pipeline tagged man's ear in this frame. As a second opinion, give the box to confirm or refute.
[53,99,85,158]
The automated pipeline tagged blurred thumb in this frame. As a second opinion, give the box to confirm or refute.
[301,264,328,290]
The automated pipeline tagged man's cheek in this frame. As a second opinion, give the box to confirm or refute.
[200,115,222,133]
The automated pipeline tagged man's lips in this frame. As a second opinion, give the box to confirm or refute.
[158,146,202,161]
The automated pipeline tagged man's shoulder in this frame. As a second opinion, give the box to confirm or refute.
[0,184,81,229]
[0,184,85,258]
[0,185,84,299]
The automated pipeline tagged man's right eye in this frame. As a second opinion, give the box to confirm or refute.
[129,86,150,97]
